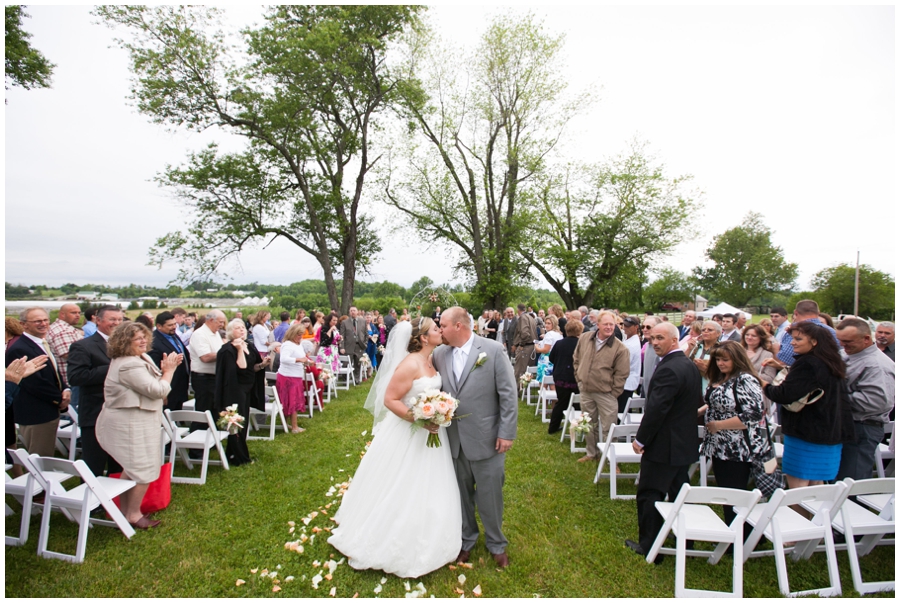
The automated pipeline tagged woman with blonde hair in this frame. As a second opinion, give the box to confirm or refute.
[277,323,316,433]
[97,321,181,529]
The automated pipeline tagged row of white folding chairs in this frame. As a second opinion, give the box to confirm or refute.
[642,478,894,597]
[5,448,136,563]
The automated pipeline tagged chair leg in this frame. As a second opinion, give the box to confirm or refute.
[74,499,92,563]
[821,514,842,596]
[771,525,791,596]
[675,515,687,597]
[609,450,618,498]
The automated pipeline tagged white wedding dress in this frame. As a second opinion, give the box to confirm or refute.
[328,373,462,578]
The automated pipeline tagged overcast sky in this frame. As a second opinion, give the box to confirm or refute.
[4,4,895,293]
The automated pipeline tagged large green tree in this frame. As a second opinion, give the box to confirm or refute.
[382,14,590,310]
[5,5,54,93]
[643,268,695,311]
[811,263,895,319]
[520,142,697,309]
[97,6,422,314]
[693,212,798,306]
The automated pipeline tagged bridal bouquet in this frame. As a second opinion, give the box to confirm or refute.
[410,389,460,448]
[319,367,333,383]
[519,372,533,391]
[217,404,245,435]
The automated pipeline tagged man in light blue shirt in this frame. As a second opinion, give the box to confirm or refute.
[775,300,838,366]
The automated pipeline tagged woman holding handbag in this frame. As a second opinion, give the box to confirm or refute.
[701,341,771,525]
[762,321,852,488]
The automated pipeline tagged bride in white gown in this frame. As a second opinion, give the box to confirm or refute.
[328,316,462,578]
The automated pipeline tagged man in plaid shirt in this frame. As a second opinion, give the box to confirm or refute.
[46,303,84,392]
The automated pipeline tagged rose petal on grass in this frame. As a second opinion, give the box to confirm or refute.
[251,568,258,574]
[329,587,337,597]
[415,582,426,594]
[327,560,338,574]
[235,579,246,587]
[455,588,464,594]
[289,527,295,534]
[458,574,466,585]
[302,517,312,526]
[312,527,322,533]
[473,585,482,597]
[404,581,411,592]
[285,576,294,582]
[458,562,473,569]
[312,561,321,568]
[352,593,358,598]
[312,574,323,589]
[272,585,281,593]
[374,584,383,594]
[361,430,367,436]
[287,521,295,527]
[381,577,388,584]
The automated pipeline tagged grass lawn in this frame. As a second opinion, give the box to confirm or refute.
[6,380,894,598]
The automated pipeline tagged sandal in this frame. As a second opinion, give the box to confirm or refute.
[292,427,306,434]
[130,516,162,530]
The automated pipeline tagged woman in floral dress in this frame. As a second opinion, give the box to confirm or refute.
[315,313,342,373]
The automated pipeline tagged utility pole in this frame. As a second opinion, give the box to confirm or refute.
[853,250,860,316]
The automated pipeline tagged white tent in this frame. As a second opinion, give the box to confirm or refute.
[696,302,752,320]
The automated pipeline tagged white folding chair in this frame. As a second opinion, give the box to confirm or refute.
[181,398,196,411]
[26,453,136,563]
[6,449,43,547]
[305,370,324,417]
[618,397,645,425]
[875,422,894,478]
[524,366,539,405]
[248,385,289,441]
[165,409,230,485]
[801,477,895,595]
[560,394,587,454]
[536,375,556,423]
[55,406,81,461]
[159,414,190,466]
[593,423,642,499]
[688,426,712,487]
[646,484,762,598]
[741,483,846,597]
[336,355,355,390]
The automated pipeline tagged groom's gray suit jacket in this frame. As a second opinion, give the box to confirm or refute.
[435,336,518,461]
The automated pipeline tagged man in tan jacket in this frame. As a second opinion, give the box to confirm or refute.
[573,310,630,462]
[511,303,537,387]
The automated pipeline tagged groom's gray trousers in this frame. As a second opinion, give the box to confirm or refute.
[454,447,508,554]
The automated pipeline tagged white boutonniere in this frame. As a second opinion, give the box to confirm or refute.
[471,352,488,372]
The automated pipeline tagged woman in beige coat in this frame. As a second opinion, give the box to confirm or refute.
[97,322,181,529]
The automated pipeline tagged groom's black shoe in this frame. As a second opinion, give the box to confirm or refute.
[492,552,510,568]
[625,539,664,565]
[456,549,471,564]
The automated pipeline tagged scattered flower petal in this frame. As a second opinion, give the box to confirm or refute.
[352,593,358,598]
[327,560,338,574]
[458,574,466,585]
[455,588,464,595]
[381,577,388,584]
[313,561,321,568]
[473,585,482,597]
[404,581,411,592]
[325,574,333,581]
[329,587,337,597]
[361,430,367,436]
[302,517,312,526]
[288,521,295,527]
[251,568,258,574]
[235,579,246,587]
[406,592,420,598]
[285,576,294,582]
[312,527,323,533]
[448,565,457,571]
[276,564,282,570]
[415,582,426,594]
[272,585,281,593]
[458,562,473,569]
[289,527,295,534]
[312,574,324,589]
[374,584,383,594]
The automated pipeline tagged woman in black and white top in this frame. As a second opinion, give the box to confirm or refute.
[701,341,770,526]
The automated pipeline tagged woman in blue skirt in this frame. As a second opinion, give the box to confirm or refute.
[763,321,854,488]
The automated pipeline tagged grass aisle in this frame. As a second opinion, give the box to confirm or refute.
[6,380,894,597]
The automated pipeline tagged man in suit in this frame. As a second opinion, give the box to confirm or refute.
[6,308,69,457]
[384,308,398,336]
[501,307,516,360]
[435,307,517,568]
[677,310,696,340]
[67,305,124,477]
[719,313,742,342]
[148,310,191,412]
[626,321,702,560]
[339,306,367,374]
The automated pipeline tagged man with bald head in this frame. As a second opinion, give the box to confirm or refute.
[46,303,84,394]
[189,310,226,425]
[626,322,702,561]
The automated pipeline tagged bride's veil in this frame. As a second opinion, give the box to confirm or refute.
[364,320,411,434]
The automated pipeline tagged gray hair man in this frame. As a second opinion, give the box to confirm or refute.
[188,310,226,428]
[573,311,630,462]
[835,318,895,481]
[875,322,895,362]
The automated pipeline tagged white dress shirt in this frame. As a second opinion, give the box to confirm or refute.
[453,332,476,381]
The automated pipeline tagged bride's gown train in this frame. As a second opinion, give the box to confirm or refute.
[328,374,462,578]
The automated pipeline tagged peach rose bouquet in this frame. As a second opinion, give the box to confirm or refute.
[410,388,460,448]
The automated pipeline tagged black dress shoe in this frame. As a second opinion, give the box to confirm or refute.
[625,539,663,565]
[456,549,471,563]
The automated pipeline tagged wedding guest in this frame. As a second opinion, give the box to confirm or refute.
[374,315,387,367]
[365,312,379,370]
[687,320,721,393]
[701,341,770,527]
[535,315,563,383]
[620,316,643,414]
[98,321,181,529]
[273,311,291,342]
[763,321,853,488]
[818,313,834,328]
[678,321,702,353]
[251,310,275,358]
[277,323,314,433]
[759,317,781,354]
[485,311,499,341]
[741,324,777,413]
[315,313,342,373]
[135,314,154,330]
[547,320,583,434]
[215,319,270,466]
[82,307,99,338]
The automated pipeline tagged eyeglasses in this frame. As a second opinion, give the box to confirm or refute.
[642,325,653,330]
[25,319,50,324]
[701,328,717,332]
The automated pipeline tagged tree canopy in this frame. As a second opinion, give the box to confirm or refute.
[693,212,797,307]
[97,5,423,314]
[5,5,54,93]
[811,263,895,319]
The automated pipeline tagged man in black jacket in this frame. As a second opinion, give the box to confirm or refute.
[66,305,124,477]
[147,311,191,412]
[626,322,702,559]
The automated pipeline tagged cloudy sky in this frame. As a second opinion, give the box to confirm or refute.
[4,4,895,292]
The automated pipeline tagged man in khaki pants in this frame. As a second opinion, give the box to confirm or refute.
[511,303,537,388]
[573,310,630,463]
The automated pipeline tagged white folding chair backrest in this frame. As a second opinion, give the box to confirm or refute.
[875,422,895,478]
[742,483,847,597]
[619,397,645,425]
[248,385,288,441]
[646,484,762,598]
[27,454,136,563]
[55,406,80,461]
[5,448,42,546]
[594,423,642,498]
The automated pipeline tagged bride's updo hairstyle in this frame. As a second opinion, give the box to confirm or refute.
[407,316,435,353]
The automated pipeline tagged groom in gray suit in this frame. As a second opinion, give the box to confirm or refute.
[434,307,518,568]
